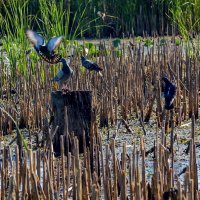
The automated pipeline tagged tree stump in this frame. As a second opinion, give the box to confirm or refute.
[51,90,92,155]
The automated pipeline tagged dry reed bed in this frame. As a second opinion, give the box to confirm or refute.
[0,37,199,131]
[0,37,199,199]
[0,120,198,199]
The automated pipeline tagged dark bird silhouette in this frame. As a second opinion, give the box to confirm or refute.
[163,188,178,200]
[81,56,103,76]
[25,29,63,64]
[178,166,187,176]
[52,57,73,93]
[162,77,176,110]
[145,146,155,157]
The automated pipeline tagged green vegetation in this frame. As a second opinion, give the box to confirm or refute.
[0,0,104,82]
[0,0,200,39]
[168,0,200,39]
[0,0,199,85]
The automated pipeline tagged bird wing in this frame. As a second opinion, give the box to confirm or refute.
[52,70,64,82]
[170,85,176,96]
[26,29,44,50]
[92,62,103,71]
[164,84,176,106]
[82,59,91,69]
[82,59,99,70]
[38,51,61,64]
[164,84,176,98]
[46,35,63,52]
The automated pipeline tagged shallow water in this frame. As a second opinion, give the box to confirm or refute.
[101,116,200,188]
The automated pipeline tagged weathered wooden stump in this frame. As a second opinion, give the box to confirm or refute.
[51,90,92,155]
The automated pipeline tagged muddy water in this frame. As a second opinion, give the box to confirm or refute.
[101,117,200,187]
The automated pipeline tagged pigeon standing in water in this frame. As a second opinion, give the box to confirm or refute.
[25,29,63,64]
[81,56,103,76]
[162,76,176,110]
[52,57,73,93]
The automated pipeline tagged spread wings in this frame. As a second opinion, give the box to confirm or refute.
[26,29,44,50]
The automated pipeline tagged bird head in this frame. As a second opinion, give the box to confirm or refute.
[81,56,85,62]
[59,57,66,63]
[162,76,170,83]
[59,58,68,69]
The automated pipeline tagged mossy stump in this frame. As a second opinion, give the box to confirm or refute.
[51,90,92,155]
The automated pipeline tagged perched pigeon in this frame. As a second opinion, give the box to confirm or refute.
[52,58,73,92]
[81,56,103,76]
[25,29,63,64]
[162,76,176,110]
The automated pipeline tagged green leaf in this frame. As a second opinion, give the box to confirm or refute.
[112,38,121,48]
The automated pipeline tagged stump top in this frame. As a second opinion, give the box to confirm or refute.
[51,90,92,95]
[51,90,92,98]
[51,90,92,106]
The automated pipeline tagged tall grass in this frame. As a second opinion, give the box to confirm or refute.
[1,0,200,38]
[37,0,69,37]
[74,0,200,37]
[0,0,33,79]
[29,0,104,41]
[168,0,200,39]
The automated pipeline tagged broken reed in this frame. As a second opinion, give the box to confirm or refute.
[0,36,199,132]
[0,120,198,200]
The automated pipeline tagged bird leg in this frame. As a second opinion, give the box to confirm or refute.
[61,83,71,95]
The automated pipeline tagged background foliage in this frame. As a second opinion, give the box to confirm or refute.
[0,0,200,38]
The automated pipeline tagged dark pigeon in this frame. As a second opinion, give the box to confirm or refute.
[162,76,176,110]
[81,56,103,76]
[25,29,63,64]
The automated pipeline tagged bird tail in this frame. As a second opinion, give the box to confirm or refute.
[98,72,103,77]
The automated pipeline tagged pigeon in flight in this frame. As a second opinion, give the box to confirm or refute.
[81,56,103,76]
[52,57,73,93]
[25,29,63,64]
[162,76,176,110]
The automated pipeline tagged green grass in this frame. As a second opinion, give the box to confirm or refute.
[0,0,34,79]
[1,0,200,39]
[0,0,104,79]
[165,0,200,39]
